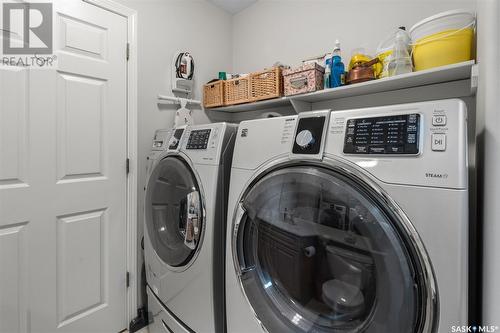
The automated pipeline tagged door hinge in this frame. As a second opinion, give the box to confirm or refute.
[126,158,130,175]
[126,271,130,288]
[126,42,130,61]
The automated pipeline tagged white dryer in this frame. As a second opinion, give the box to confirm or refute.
[226,99,469,332]
[144,123,237,333]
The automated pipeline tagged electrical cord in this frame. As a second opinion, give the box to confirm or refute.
[175,52,194,80]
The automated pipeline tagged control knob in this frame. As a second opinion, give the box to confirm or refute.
[296,130,315,149]
[168,137,178,148]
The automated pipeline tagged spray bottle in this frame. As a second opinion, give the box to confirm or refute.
[387,28,413,76]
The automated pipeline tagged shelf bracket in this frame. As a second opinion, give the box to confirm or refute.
[290,99,312,113]
[471,63,479,94]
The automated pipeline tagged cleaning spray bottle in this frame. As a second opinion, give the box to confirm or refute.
[331,40,345,88]
[387,28,413,76]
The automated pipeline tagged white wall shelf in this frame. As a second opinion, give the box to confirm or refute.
[206,60,477,114]
[207,96,291,112]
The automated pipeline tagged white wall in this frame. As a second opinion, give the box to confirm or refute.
[113,0,233,308]
[232,0,476,73]
[476,0,500,325]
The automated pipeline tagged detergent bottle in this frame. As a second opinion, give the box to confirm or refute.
[331,40,345,87]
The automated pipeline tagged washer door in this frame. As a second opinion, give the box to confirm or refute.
[233,165,437,333]
[146,156,203,268]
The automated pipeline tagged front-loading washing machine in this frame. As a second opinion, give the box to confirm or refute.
[226,99,469,332]
[144,123,237,333]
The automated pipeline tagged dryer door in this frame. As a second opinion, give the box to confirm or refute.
[233,164,437,333]
[145,156,203,268]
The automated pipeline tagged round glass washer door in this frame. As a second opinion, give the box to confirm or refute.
[234,165,436,333]
[145,156,203,268]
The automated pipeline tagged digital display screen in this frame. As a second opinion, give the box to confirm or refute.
[343,114,420,155]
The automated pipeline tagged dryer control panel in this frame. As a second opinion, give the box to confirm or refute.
[186,129,211,150]
[181,123,237,166]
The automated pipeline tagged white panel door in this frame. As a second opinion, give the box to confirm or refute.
[0,1,128,332]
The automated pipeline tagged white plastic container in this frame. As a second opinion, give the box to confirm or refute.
[409,9,475,43]
[409,9,475,71]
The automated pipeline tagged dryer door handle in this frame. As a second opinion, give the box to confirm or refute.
[233,203,255,276]
[183,190,201,249]
[178,196,187,235]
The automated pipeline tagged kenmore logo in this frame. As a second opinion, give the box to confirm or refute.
[241,128,248,137]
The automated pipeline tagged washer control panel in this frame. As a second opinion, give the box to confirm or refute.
[328,99,468,189]
[186,129,212,150]
[343,113,420,155]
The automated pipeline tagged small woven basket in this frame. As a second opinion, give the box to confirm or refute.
[250,67,283,102]
[224,77,250,106]
[203,81,225,108]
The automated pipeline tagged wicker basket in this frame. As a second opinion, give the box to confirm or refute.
[250,67,283,102]
[224,77,250,106]
[203,81,225,108]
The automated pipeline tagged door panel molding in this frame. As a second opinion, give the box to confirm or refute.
[56,72,107,183]
[0,66,29,189]
[56,209,108,328]
[0,222,29,333]
[58,13,108,60]
[82,0,140,324]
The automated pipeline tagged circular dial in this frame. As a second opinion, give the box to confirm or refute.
[295,129,315,149]
[169,137,179,148]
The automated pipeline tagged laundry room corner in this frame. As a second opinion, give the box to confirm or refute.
[108,0,234,317]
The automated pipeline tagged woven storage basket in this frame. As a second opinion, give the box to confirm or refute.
[250,67,283,102]
[203,81,225,108]
[224,77,250,106]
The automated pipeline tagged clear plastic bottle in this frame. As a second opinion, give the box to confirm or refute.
[387,28,413,76]
[324,63,331,89]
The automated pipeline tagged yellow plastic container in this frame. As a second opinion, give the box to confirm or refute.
[412,28,474,71]
[410,10,475,71]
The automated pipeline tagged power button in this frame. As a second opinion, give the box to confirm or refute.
[432,115,447,126]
